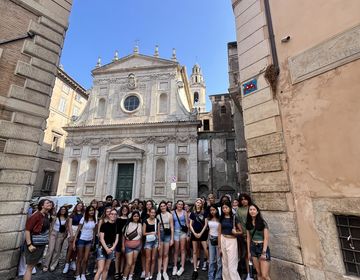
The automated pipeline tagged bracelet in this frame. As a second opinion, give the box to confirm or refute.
[27,243,33,247]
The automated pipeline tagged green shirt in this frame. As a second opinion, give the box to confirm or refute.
[236,207,248,237]
[248,221,268,242]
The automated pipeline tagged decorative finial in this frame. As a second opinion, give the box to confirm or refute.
[172,48,177,61]
[96,56,101,68]
[113,50,119,61]
[154,45,159,57]
[134,40,139,54]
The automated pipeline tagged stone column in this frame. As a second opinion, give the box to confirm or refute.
[0,1,72,278]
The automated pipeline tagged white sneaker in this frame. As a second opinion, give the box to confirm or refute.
[128,274,133,280]
[156,272,162,280]
[201,261,207,271]
[75,276,81,280]
[172,266,178,276]
[81,274,87,280]
[246,273,254,280]
[141,271,146,278]
[177,267,184,276]
[162,271,169,280]
[70,261,76,271]
[62,263,69,274]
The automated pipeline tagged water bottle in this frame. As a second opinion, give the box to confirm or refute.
[249,259,254,278]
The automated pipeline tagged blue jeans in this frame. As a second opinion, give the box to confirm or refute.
[208,236,222,280]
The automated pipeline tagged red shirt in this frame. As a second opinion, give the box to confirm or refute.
[26,211,45,234]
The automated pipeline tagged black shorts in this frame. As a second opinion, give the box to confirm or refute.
[25,245,46,265]
[191,229,208,242]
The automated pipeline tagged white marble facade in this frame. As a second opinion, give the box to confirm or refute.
[57,52,199,202]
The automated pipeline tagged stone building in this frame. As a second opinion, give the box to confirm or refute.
[33,68,87,197]
[0,0,72,278]
[232,0,360,279]
[57,48,199,203]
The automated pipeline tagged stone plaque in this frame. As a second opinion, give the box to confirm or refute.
[178,146,188,154]
[289,24,360,84]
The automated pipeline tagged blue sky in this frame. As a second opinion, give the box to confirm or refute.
[60,1,236,110]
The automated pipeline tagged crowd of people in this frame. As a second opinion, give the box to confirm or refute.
[23,193,272,280]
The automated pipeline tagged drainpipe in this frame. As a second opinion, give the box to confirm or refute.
[264,0,280,75]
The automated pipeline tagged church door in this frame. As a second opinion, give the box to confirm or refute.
[116,163,134,200]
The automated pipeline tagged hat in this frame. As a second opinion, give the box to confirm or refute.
[62,203,73,209]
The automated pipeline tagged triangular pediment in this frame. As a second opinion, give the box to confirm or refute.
[108,144,144,154]
[92,54,178,74]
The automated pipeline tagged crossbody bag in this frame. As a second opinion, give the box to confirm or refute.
[174,210,188,233]
[159,213,171,236]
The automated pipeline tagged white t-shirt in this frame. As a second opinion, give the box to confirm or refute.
[208,220,220,237]
[53,218,66,232]
[79,217,96,241]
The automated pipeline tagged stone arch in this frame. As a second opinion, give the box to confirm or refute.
[155,158,165,182]
[68,159,78,181]
[158,93,168,113]
[177,158,188,182]
[97,98,106,117]
[87,159,97,181]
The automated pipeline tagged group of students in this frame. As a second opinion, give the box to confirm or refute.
[23,193,272,280]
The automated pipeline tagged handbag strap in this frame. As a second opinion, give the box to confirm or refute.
[174,210,184,227]
[159,213,166,229]
[251,227,257,241]
[126,223,138,239]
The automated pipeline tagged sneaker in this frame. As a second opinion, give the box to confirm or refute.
[128,274,133,280]
[162,271,169,280]
[196,260,200,269]
[81,274,86,280]
[141,271,146,278]
[172,266,178,276]
[156,272,162,280]
[75,276,81,280]
[192,270,198,280]
[62,263,69,274]
[70,261,76,271]
[42,267,48,272]
[246,273,254,280]
[177,267,184,276]
[201,261,207,271]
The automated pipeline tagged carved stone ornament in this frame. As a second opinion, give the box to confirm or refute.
[127,73,137,89]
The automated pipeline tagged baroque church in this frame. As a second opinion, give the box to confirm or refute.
[57,47,207,202]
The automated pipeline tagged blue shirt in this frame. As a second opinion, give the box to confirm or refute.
[173,210,186,230]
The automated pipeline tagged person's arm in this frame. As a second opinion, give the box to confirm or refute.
[198,217,208,237]
[185,211,189,227]
[112,233,119,251]
[97,219,103,235]
[246,230,251,260]
[67,217,73,238]
[99,231,111,254]
[25,230,36,252]
[189,218,196,235]
[72,223,83,250]
[169,214,174,246]
[142,222,148,236]
[261,228,270,259]
[218,222,222,254]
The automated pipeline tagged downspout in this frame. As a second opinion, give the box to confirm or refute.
[264,0,280,76]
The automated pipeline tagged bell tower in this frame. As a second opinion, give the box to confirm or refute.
[189,63,206,113]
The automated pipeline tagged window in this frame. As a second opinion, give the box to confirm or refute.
[203,119,210,131]
[177,158,188,182]
[226,139,236,161]
[62,84,70,94]
[335,215,360,276]
[68,160,78,181]
[124,95,140,111]
[75,93,82,103]
[194,92,199,103]
[58,97,66,113]
[155,158,165,182]
[98,98,106,117]
[72,106,80,117]
[221,105,227,114]
[158,93,168,113]
[51,134,61,152]
[215,96,222,102]
[42,171,55,192]
[87,159,97,182]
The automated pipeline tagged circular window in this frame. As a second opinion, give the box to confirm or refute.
[123,95,140,111]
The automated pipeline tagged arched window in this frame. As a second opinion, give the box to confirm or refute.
[68,160,78,181]
[194,92,199,103]
[98,98,106,116]
[87,159,97,181]
[155,158,165,182]
[158,93,168,113]
[177,158,188,182]
[221,105,226,114]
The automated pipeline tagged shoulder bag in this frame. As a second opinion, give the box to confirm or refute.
[174,210,188,233]
[32,230,49,246]
[146,219,157,242]
[159,213,171,236]
[126,223,139,240]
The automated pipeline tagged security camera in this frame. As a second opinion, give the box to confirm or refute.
[281,36,291,43]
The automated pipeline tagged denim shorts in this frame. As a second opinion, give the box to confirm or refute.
[77,239,92,247]
[160,230,171,243]
[144,238,158,249]
[174,229,187,241]
[125,244,142,254]
[96,246,115,260]
[250,242,271,261]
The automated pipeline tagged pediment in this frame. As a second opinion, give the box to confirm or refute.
[108,144,144,154]
[93,54,178,74]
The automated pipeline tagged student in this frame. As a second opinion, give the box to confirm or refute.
[237,193,253,280]
[143,208,159,280]
[172,200,189,276]
[73,206,97,280]
[246,204,271,280]
[219,200,242,280]
[112,199,121,211]
[189,198,209,280]
[140,200,155,279]
[24,199,52,280]
[63,202,84,273]
[114,205,130,280]
[206,205,222,280]
[156,201,174,280]
[122,211,143,280]
[43,206,68,272]
[94,209,119,280]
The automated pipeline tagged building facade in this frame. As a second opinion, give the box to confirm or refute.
[232,0,360,279]
[0,0,72,278]
[57,49,199,203]
[33,68,88,197]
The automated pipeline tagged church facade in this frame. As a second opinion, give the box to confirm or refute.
[57,49,202,202]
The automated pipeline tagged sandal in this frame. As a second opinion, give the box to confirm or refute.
[114,272,120,280]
